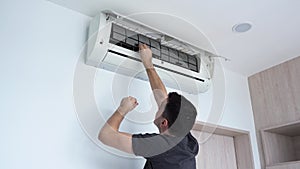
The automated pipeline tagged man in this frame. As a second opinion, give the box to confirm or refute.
[99,44,199,169]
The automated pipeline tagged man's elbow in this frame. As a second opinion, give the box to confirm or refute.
[98,129,108,145]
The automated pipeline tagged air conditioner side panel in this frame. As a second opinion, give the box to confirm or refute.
[86,14,112,67]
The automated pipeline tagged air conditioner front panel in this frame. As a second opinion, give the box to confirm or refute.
[104,44,209,80]
[101,49,211,94]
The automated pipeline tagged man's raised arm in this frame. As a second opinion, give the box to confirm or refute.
[139,44,168,107]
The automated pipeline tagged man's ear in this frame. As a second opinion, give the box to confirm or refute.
[161,119,169,127]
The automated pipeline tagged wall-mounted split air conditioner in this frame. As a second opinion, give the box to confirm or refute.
[86,11,216,94]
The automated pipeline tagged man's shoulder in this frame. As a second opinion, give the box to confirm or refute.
[131,133,183,157]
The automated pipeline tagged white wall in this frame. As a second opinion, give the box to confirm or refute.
[0,0,260,169]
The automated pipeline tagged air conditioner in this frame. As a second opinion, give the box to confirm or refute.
[86,11,215,94]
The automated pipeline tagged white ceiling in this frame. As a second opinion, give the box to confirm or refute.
[48,0,300,76]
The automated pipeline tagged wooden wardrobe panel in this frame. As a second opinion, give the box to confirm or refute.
[234,134,254,169]
[287,56,300,117]
[248,74,268,168]
[249,56,300,129]
[251,61,295,127]
[191,131,238,169]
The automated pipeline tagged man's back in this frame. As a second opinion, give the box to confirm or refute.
[99,45,198,169]
[132,132,199,169]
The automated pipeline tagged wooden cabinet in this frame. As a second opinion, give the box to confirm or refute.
[192,122,254,169]
[248,56,300,168]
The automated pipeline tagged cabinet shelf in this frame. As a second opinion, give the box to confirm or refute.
[261,120,300,169]
[266,160,300,169]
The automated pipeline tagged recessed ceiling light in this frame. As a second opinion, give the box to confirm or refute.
[232,22,252,33]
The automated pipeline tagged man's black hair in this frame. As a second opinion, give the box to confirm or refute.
[162,92,197,136]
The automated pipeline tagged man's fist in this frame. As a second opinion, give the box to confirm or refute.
[139,44,154,69]
[117,96,139,115]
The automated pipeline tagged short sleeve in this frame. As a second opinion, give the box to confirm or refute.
[132,133,182,158]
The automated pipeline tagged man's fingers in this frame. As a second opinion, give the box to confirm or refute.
[139,44,145,50]
[128,96,138,104]
[143,44,149,49]
[139,43,149,50]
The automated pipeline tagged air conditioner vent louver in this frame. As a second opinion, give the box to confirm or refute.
[109,23,199,72]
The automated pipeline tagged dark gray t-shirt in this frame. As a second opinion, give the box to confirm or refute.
[132,132,199,169]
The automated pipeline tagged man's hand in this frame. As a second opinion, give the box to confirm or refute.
[117,96,139,115]
[139,44,154,69]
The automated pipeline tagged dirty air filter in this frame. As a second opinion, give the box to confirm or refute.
[109,23,199,72]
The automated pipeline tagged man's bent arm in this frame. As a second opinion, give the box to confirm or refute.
[98,96,138,154]
[139,44,168,107]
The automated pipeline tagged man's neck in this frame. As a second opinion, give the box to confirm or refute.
[160,130,175,137]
